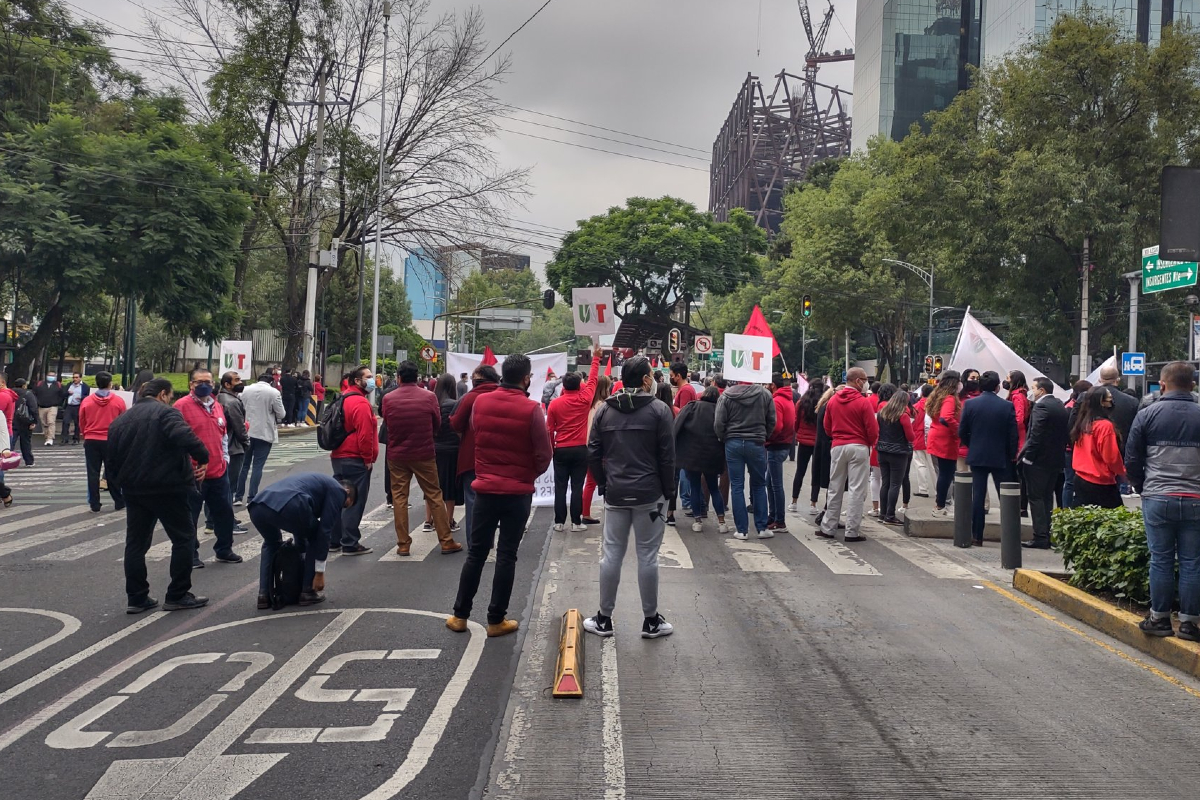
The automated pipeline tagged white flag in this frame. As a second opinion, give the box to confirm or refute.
[1083,354,1118,387]
[949,311,1070,400]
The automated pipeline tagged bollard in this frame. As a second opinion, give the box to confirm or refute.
[953,471,973,548]
[999,481,1022,569]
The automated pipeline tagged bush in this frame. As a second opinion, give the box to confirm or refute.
[1052,506,1149,603]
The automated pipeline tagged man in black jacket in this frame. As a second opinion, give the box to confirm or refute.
[10,379,38,465]
[958,371,1018,546]
[1019,377,1070,549]
[583,356,676,640]
[280,370,298,426]
[1098,364,1139,494]
[106,378,211,614]
[33,372,66,446]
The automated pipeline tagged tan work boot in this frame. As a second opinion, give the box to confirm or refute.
[445,616,467,633]
[441,541,463,554]
[487,619,519,638]
[395,544,410,557]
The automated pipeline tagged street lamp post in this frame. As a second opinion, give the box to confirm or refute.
[883,258,935,369]
[368,1,391,393]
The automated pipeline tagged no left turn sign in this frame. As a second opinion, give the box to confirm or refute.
[694,336,713,355]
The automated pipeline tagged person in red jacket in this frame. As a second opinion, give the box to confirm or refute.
[332,365,379,555]
[175,368,241,565]
[1007,369,1032,515]
[547,346,602,532]
[447,354,552,638]
[383,361,462,557]
[911,384,933,497]
[450,364,500,546]
[926,371,963,515]
[790,380,824,514]
[79,371,127,513]
[1070,386,1126,508]
[818,368,879,542]
[765,374,797,531]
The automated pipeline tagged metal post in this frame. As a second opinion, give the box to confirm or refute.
[953,471,973,548]
[928,275,934,363]
[999,481,1022,569]
[1079,234,1090,378]
[844,329,849,375]
[207,340,212,374]
[1127,273,1139,390]
[302,65,329,375]
[355,233,366,366]
[801,323,806,374]
[369,3,391,388]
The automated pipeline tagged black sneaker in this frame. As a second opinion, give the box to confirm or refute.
[581,517,600,525]
[1179,621,1200,642]
[215,552,244,563]
[1139,615,1175,637]
[583,612,614,637]
[163,593,209,611]
[126,597,159,614]
[191,558,206,569]
[641,613,674,639]
[257,594,271,610]
[665,516,676,527]
[342,544,373,556]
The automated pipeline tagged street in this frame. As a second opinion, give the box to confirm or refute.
[1,435,1198,799]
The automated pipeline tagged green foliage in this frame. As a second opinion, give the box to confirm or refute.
[546,197,766,319]
[450,268,577,355]
[1052,505,1149,603]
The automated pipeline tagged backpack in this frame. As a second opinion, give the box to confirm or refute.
[317,395,350,451]
[12,393,33,429]
[271,539,304,609]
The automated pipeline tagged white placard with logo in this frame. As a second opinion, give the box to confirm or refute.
[723,333,773,384]
[219,340,253,379]
[571,286,617,336]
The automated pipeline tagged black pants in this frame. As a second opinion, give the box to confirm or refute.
[936,457,956,508]
[878,451,909,519]
[791,444,814,502]
[453,493,531,624]
[84,440,122,510]
[971,466,1009,542]
[124,491,194,603]
[1025,462,1058,546]
[282,393,296,424]
[1071,476,1123,509]
[332,457,371,548]
[60,405,81,442]
[189,473,236,558]
[553,446,588,524]
[16,425,34,465]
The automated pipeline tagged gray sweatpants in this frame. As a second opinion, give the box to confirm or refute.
[599,497,666,618]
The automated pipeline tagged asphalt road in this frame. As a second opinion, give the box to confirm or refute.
[0,432,551,800]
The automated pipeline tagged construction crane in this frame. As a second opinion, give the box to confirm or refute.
[796,1,853,120]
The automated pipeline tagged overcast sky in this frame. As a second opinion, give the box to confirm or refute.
[87,0,856,277]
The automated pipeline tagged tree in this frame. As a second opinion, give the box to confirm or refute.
[448,268,577,355]
[545,198,766,320]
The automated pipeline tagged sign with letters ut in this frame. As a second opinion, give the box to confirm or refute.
[723,333,773,384]
[571,286,617,336]
[219,340,253,379]
[1121,352,1146,376]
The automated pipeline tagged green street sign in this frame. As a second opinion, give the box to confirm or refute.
[1142,245,1199,294]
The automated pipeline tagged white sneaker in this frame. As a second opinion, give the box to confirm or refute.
[570,523,587,532]
[867,508,879,517]
[732,531,748,540]
[787,502,798,513]
[756,530,775,539]
[932,507,949,517]
[691,520,703,532]
[553,523,564,532]
[641,614,673,639]
[44,440,53,446]
[807,506,819,515]
[233,499,244,507]
[717,521,730,534]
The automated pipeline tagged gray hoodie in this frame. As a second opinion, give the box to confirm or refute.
[714,384,776,443]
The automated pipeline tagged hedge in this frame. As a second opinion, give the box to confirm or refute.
[1052,505,1149,604]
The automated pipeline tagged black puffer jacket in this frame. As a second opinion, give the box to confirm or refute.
[106,399,209,496]
[673,397,725,473]
[588,389,676,505]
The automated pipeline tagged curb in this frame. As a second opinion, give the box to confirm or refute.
[1013,569,1200,680]
[278,426,317,438]
[904,517,1030,542]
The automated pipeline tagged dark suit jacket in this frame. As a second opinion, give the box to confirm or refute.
[1020,395,1070,469]
[1102,383,1138,450]
[959,391,1018,469]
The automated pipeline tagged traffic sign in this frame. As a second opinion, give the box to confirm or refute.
[1121,351,1146,376]
[419,345,436,362]
[694,335,713,355]
[646,337,662,354]
[1142,245,1199,294]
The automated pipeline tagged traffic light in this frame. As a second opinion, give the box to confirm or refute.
[668,328,681,353]
[542,289,556,310]
[802,295,812,318]
[924,355,934,375]
[932,355,944,375]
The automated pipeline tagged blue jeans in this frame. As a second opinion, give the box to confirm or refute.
[679,470,692,509]
[725,439,768,534]
[1062,460,1076,509]
[235,438,273,502]
[462,470,477,549]
[684,470,725,519]
[766,448,789,524]
[1142,496,1200,622]
[189,473,236,558]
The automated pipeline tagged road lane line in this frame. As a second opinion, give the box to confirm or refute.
[983,580,1200,700]
[37,532,125,561]
[787,527,882,575]
[0,506,75,537]
[0,513,125,557]
[658,525,694,569]
[869,526,979,579]
[724,538,790,572]
[601,637,627,800]
[0,608,82,673]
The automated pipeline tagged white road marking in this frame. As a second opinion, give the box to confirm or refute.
[44,695,127,749]
[36,531,125,561]
[0,513,122,556]
[243,727,319,745]
[724,538,790,572]
[0,506,49,534]
[120,653,223,694]
[788,527,882,576]
[870,526,980,579]
[601,637,627,800]
[107,695,227,748]
[0,608,81,673]
[658,525,694,569]
[378,521,438,561]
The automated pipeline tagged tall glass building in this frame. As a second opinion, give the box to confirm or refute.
[984,0,1200,61]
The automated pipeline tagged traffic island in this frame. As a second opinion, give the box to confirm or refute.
[903,508,1033,542]
[1013,569,1200,680]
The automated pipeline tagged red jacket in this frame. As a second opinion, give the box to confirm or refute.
[451,381,500,476]
[673,382,698,412]
[382,383,440,462]
[174,394,228,479]
[1072,418,1124,485]
[546,355,601,448]
[331,387,379,465]
[822,387,879,448]
[911,398,927,451]
[767,386,797,448]
[796,416,817,447]
[1010,387,1030,455]
[471,385,553,494]
[79,392,126,441]
[0,387,15,437]
[926,396,960,461]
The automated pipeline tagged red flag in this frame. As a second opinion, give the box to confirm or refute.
[480,346,498,366]
[604,355,612,377]
[743,305,781,358]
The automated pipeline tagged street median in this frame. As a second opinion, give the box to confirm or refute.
[1013,569,1200,680]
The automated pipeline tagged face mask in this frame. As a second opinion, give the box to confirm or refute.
[194,384,214,398]
[1002,380,1010,391]
[46,376,57,383]
[963,380,979,393]
[232,384,245,394]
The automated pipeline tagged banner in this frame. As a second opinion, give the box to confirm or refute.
[1084,354,1117,387]
[949,310,1069,400]
[219,340,253,379]
[743,305,781,358]
[571,287,617,336]
[723,333,774,384]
